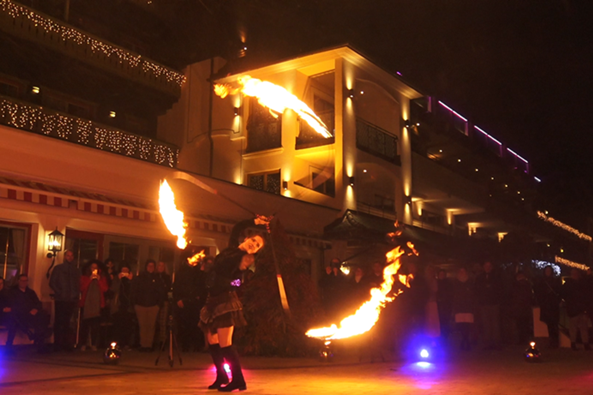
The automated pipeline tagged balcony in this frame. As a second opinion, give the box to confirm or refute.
[0,95,179,168]
[356,118,401,165]
[0,0,184,96]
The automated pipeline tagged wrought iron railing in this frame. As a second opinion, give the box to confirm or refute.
[0,95,179,168]
[0,0,184,96]
[356,118,400,165]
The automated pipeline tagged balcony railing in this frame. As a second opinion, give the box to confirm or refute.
[0,0,184,96]
[0,95,179,168]
[356,118,401,165]
[357,201,397,221]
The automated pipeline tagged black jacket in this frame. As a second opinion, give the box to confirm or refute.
[49,261,81,302]
[10,286,42,316]
[131,272,166,307]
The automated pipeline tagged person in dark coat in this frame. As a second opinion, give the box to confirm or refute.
[110,265,135,349]
[318,258,347,320]
[437,269,454,341]
[561,268,590,350]
[173,251,207,352]
[510,271,534,345]
[199,216,270,392]
[534,265,561,348]
[9,274,51,352]
[452,268,475,350]
[49,250,81,351]
[155,261,172,348]
[0,276,16,351]
[131,260,166,351]
[474,261,503,349]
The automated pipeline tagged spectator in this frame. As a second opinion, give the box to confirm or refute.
[155,261,172,348]
[398,261,428,343]
[452,268,475,350]
[49,250,81,351]
[131,259,165,352]
[110,265,135,349]
[474,261,503,349]
[561,268,590,351]
[534,265,561,348]
[318,258,347,319]
[173,251,207,352]
[9,274,51,352]
[365,262,385,289]
[510,271,534,345]
[79,260,109,351]
[0,276,15,352]
[437,269,454,341]
[424,265,440,339]
[349,267,371,307]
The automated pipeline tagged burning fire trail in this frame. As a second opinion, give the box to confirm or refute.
[214,75,332,138]
[158,180,188,249]
[306,246,411,340]
[187,250,206,266]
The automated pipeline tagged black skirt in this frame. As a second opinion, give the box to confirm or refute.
[198,291,247,334]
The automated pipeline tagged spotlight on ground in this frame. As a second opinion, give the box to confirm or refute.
[524,341,541,363]
[103,342,121,365]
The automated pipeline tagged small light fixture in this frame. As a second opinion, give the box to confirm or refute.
[475,168,479,172]
[491,177,495,180]
[439,149,443,153]
[347,89,355,99]
[363,169,367,173]
[109,111,117,118]
[517,191,521,194]
[233,106,241,116]
[359,90,364,95]
[282,181,288,190]
[47,228,64,258]
[504,184,508,188]
[31,86,40,94]
[348,176,355,186]
[416,123,420,126]
[405,119,412,128]
[457,159,462,163]
[405,195,412,205]
[103,342,122,365]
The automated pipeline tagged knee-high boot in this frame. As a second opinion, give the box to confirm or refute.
[208,344,229,390]
[219,345,246,392]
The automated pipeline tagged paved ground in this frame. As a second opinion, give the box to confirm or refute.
[1,344,592,394]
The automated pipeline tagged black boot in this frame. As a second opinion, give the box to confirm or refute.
[208,344,229,390]
[219,345,246,392]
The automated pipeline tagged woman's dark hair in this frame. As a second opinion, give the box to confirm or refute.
[83,259,104,276]
[144,259,157,272]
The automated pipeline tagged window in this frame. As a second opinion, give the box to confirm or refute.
[109,242,140,274]
[44,92,94,119]
[312,170,335,197]
[247,170,281,194]
[65,229,103,270]
[246,99,282,153]
[0,223,29,283]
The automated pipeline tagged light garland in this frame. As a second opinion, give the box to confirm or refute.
[0,0,185,87]
[537,211,592,242]
[554,256,590,272]
[0,98,178,167]
[532,260,561,276]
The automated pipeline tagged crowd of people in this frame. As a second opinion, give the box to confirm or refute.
[0,252,215,355]
[318,259,593,352]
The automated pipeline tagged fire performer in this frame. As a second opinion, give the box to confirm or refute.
[199,215,271,392]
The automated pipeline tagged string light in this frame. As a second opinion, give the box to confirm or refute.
[0,0,185,87]
[554,256,590,272]
[537,211,592,242]
[1,98,178,167]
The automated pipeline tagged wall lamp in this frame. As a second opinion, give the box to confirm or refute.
[234,106,241,116]
[46,228,64,278]
[405,195,412,205]
[347,89,355,99]
[348,176,355,186]
[282,181,288,190]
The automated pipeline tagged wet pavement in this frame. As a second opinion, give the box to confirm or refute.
[1,344,592,394]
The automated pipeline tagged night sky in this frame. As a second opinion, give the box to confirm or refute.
[183,0,593,225]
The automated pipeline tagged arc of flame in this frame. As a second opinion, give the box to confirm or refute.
[306,245,410,340]
[214,75,332,138]
[158,180,188,249]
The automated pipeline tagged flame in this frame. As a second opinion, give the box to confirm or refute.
[158,180,188,249]
[214,75,332,138]
[187,250,205,266]
[306,246,410,340]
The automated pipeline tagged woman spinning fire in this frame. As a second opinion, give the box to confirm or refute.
[198,215,270,392]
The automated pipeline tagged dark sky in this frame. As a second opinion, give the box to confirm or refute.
[188,0,593,224]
